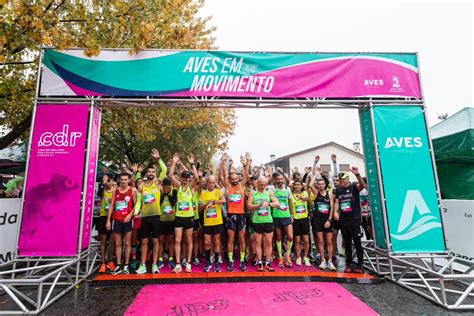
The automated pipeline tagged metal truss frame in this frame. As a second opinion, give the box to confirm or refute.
[362,241,474,310]
[0,244,100,314]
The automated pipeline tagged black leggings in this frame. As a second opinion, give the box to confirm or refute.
[340,219,363,266]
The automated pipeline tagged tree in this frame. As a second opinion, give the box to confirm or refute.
[1,1,234,163]
[99,106,236,167]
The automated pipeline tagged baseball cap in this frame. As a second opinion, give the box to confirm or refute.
[338,172,350,180]
[181,171,191,178]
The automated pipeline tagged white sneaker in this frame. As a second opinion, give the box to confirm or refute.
[172,264,182,273]
[319,260,327,270]
[328,261,337,271]
[185,263,192,273]
[296,257,302,266]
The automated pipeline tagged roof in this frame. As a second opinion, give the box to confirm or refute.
[431,107,474,139]
[267,141,364,164]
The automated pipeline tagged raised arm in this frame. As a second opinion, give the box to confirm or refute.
[332,154,339,178]
[188,153,199,188]
[351,166,366,191]
[168,153,181,187]
[312,155,320,177]
[220,153,229,188]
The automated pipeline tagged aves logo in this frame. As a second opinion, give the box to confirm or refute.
[38,125,82,147]
[390,190,442,241]
[384,137,422,149]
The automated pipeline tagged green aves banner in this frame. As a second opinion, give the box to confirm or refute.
[374,105,446,253]
[359,108,387,249]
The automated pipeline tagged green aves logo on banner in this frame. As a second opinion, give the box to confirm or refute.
[391,190,442,240]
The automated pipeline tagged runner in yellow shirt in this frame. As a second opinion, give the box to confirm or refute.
[200,175,226,272]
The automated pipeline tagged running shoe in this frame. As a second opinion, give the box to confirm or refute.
[204,262,212,272]
[185,263,192,273]
[136,264,147,274]
[168,259,176,269]
[157,259,164,269]
[194,258,201,266]
[152,263,160,274]
[278,258,284,268]
[344,265,353,273]
[295,257,302,266]
[99,263,107,273]
[240,261,246,272]
[130,260,138,270]
[227,261,234,272]
[257,261,264,271]
[122,265,130,275]
[265,262,275,272]
[112,266,122,275]
[252,257,258,266]
[353,265,364,274]
[284,253,292,267]
[328,261,337,271]
[172,264,182,273]
[107,261,116,271]
[304,257,311,267]
[319,260,327,270]
[214,263,221,273]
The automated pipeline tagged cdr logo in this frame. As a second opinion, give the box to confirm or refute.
[384,137,422,149]
[38,125,82,147]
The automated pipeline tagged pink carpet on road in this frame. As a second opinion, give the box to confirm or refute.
[125,282,378,315]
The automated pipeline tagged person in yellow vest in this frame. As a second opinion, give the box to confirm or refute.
[169,153,199,273]
[98,176,116,273]
[135,148,167,274]
[200,175,226,272]
[291,180,311,266]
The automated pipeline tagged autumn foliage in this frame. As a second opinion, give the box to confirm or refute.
[0,0,235,165]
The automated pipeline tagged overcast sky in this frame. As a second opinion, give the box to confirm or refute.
[201,0,473,165]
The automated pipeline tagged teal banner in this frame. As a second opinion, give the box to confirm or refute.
[359,108,387,249]
[374,106,446,253]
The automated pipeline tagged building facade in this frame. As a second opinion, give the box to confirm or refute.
[267,142,366,182]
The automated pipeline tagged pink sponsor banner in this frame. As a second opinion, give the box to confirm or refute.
[125,282,378,315]
[81,106,101,250]
[18,104,90,257]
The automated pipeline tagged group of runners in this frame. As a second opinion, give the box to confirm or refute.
[97,149,371,275]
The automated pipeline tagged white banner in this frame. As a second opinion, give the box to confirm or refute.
[0,198,21,263]
[441,199,474,262]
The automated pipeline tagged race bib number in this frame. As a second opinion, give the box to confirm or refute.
[178,201,190,211]
[143,193,156,205]
[104,201,110,210]
[229,194,242,203]
[115,200,128,211]
[341,201,352,213]
[278,199,288,211]
[296,205,306,214]
[162,205,174,215]
[206,207,218,218]
[317,203,329,214]
[257,207,269,216]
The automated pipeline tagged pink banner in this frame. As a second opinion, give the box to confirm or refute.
[18,104,90,256]
[125,282,378,315]
[81,106,101,250]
